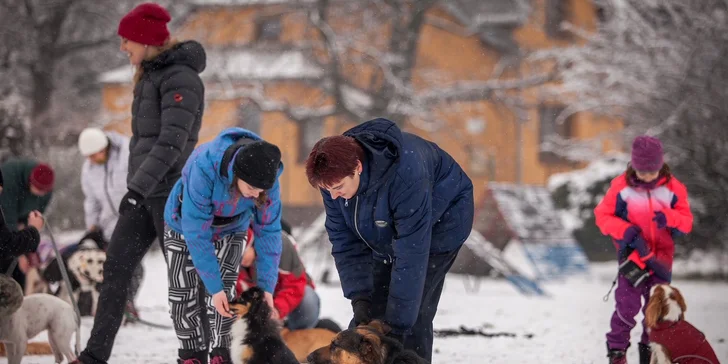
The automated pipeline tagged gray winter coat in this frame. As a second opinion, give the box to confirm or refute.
[127,40,206,199]
[81,131,130,241]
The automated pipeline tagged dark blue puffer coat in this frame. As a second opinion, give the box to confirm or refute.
[321,118,474,332]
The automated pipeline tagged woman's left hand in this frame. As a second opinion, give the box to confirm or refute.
[212,290,233,318]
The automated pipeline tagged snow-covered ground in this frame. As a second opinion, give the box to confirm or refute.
[4,251,728,364]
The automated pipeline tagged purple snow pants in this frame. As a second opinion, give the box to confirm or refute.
[606,274,668,350]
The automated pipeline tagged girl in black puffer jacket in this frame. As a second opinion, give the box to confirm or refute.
[75,3,206,364]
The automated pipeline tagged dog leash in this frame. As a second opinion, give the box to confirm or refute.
[132,317,174,330]
[4,257,18,276]
[45,220,83,355]
[603,272,618,302]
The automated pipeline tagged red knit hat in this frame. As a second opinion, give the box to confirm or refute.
[117,3,171,47]
[29,164,55,192]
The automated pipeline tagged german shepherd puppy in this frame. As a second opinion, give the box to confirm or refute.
[228,287,298,364]
[306,320,427,364]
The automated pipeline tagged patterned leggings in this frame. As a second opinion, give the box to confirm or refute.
[164,226,244,352]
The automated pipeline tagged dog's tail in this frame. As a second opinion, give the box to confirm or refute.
[315,318,343,333]
[0,342,55,356]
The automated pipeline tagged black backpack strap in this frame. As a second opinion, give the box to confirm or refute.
[220,136,257,178]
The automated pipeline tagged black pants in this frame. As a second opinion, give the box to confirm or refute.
[78,197,167,364]
[349,247,461,363]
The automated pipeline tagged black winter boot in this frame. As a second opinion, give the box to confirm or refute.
[638,343,651,364]
[210,347,232,364]
[178,349,208,364]
[607,342,628,364]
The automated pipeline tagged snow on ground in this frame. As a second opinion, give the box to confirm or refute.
[4,252,728,364]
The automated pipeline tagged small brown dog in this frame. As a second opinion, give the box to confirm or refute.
[645,284,720,364]
[306,320,427,364]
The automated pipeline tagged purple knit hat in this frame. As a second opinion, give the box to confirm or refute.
[631,135,663,172]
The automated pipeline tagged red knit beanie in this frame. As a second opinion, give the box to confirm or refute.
[29,163,55,192]
[117,3,171,47]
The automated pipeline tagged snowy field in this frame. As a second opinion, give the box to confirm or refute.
[4,249,728,364]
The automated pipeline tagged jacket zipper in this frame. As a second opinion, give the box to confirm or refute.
[353,196,392,264]
[647,190,655,250]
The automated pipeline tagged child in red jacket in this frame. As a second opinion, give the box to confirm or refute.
[595,136,694,364]
[235,227,320,329]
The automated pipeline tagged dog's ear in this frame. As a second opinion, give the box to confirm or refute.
[670,285,687,316]
[645,285,666,328]
[368,320,392,335]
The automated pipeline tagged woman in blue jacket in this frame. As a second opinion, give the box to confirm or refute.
[304,118,474,363]
[163,127,283,364]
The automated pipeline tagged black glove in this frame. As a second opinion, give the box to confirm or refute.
[618,248,650,287]
[119,190,144,215]
[351,297,372,326]
[386,331,405,345]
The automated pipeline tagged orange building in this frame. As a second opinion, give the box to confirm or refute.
[98,0,622,224]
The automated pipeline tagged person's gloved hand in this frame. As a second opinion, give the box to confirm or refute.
[644,257,672,282]
[119,190,144,215]
[386,331,405,345]
[630,236,651,258]
[351,297,371,326]
[653,211,667,229]
[618,226,641,253]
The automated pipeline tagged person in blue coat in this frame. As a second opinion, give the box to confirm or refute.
[163,127,284,364]
[304,118,474,362]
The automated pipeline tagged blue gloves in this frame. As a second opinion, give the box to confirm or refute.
[653,211,667,229]
[644,257,671,282]
[617,226,641,255]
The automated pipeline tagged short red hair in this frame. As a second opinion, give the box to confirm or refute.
[305,135,365,188]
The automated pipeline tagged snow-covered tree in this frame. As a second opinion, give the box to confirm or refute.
[210,0,544,135]
[0,0,190,151]
[304,0,546,129]
[533,0,728,251]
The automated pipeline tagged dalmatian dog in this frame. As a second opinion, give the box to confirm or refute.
[59,239,106,316]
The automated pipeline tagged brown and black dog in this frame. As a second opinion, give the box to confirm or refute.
[229,287,299,364]
[306,320,427,364]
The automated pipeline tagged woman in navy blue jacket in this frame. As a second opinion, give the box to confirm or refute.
[305,118,474,362]
[163,127,283,364]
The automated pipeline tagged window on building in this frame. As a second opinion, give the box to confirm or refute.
[595,5,607,23]
[237,102,261,135]
[539,105,574,164]
[545,0,571,39]
[298,119,323,163]
[255,16,282,42]
[467,148,497,181]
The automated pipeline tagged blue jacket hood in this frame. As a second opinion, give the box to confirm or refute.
[343,118,401,194]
